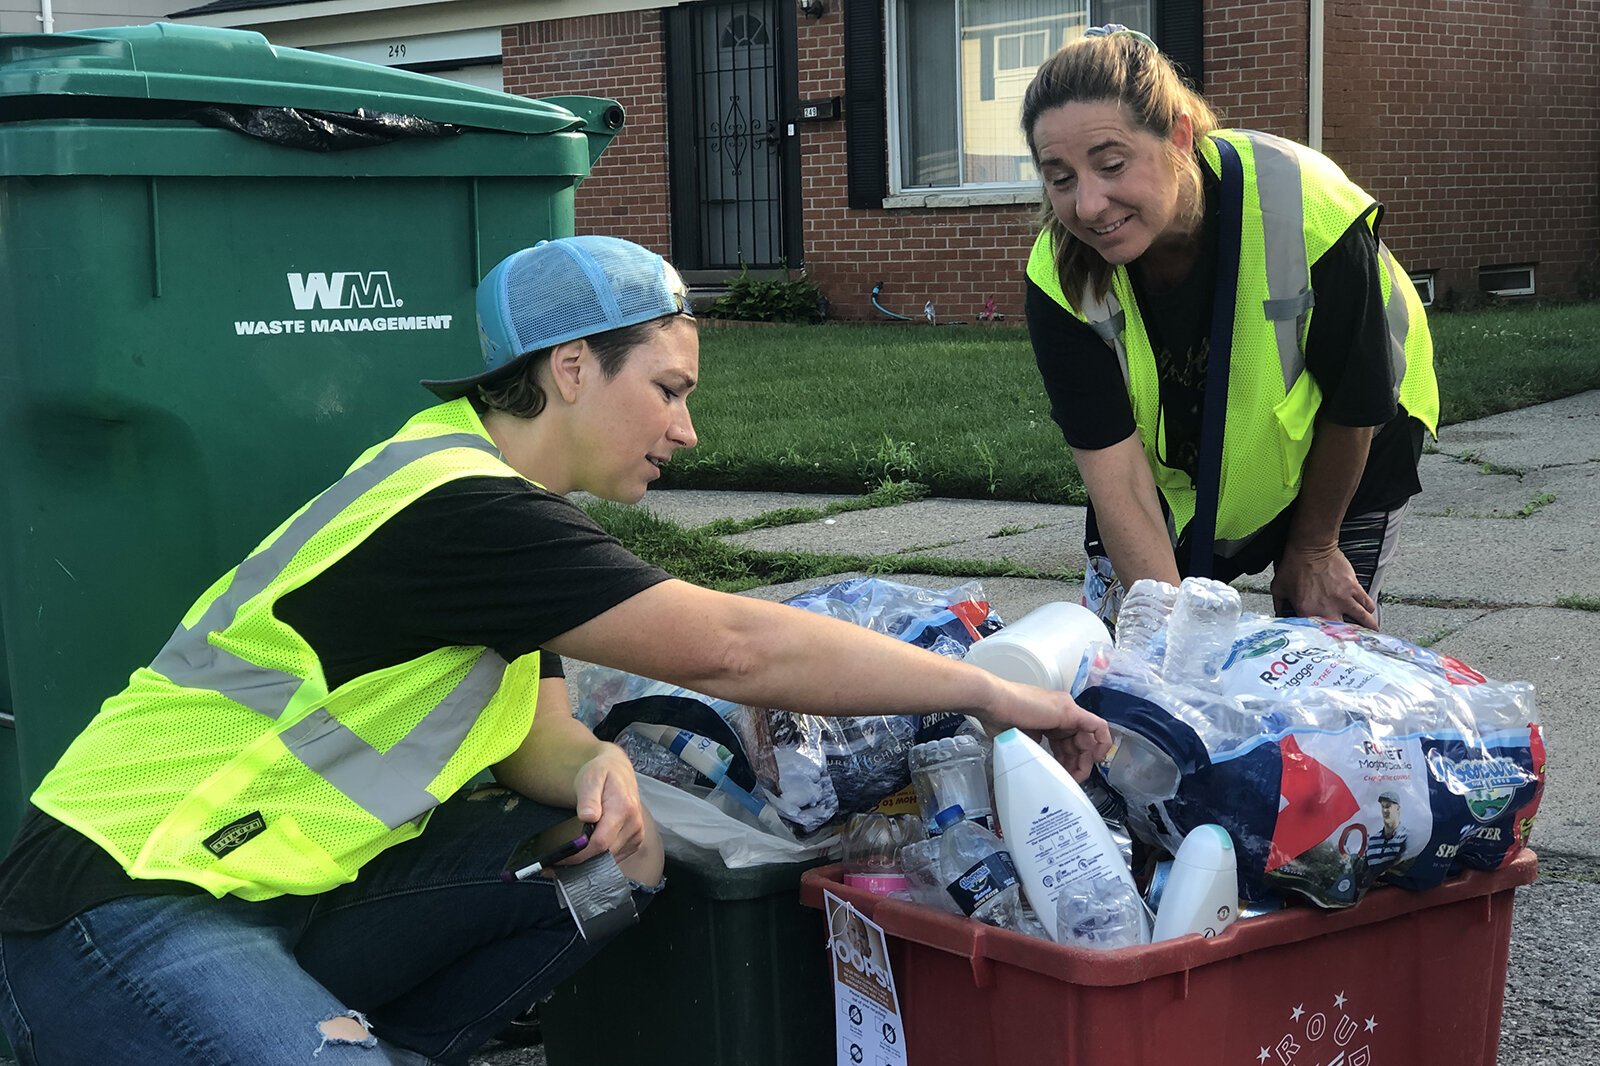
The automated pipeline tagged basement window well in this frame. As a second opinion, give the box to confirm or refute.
[1409,272,1435,308]
[1478,264,1536,297]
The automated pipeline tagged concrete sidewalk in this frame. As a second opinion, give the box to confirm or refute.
[483,392,1600,1066]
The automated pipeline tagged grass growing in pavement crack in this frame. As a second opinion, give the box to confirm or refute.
[988,523,1050,539]
[1515,492,1556,518]
[1454,449,1526,477]
[1427,493,1554,520]
[896,540,966,554]
[585,498,1057,592]
[1557,595,1600,612]
[693,478,927,537]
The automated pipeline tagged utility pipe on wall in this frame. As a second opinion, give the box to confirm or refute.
[1308,0,1324,150]
[37,0,54,32]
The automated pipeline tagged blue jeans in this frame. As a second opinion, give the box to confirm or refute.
[0,786,657,1065]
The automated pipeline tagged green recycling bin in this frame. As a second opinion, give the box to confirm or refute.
[0,607,17,854]
[0,23,623,815]
[541,853,836,1066]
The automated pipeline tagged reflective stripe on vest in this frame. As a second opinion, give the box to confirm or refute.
[150,431,505,831]
[1252,133,1314,395]
[1235,130,1425,428]
[1378,241,1411,398]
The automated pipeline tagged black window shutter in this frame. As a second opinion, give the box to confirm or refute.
[1155,0,1204,88]
[844,0,888,209]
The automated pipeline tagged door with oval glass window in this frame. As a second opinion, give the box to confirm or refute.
[667,0,801,272]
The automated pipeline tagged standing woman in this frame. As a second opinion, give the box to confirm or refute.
[1021,27,1439,630]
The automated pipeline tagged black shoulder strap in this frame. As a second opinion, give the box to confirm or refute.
[1188,137,1245,577]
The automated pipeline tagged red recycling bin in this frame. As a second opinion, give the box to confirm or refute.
[800,849,1535,1066]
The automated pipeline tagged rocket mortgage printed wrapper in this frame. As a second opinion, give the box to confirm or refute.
[1078,615,1545,908]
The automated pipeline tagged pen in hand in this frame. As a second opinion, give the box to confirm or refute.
[499,825,592,883]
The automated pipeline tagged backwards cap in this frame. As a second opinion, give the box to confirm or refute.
[421,235,692,400]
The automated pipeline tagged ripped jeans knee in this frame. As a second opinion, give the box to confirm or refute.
[315,1011,376,1056]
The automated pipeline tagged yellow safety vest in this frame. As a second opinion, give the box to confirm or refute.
[1028,129,1440,546]
[33,399,542,900]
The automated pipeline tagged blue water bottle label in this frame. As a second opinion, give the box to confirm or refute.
[945,851,1020,917]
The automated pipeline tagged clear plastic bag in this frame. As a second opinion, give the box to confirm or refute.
[1081,581,1544,909]
[780,576,1002,648]
[571,578,997,836]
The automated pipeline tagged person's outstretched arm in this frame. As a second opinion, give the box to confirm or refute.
[544,580,1112,780]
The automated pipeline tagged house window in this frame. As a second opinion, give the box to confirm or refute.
[996,30,1050,76]
[1479,264,1535,297]
[1409,271,1435,308]
[889,0,1154,191]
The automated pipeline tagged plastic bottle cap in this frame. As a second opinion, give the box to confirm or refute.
[934,804,965,830]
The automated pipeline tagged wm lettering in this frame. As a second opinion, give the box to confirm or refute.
[287,271,401,311]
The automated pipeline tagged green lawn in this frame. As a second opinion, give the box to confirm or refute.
[669,322,1080,502]
[1427,302,1600,422]
[664,302,1600,504]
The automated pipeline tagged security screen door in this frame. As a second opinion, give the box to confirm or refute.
[667,0,800,270]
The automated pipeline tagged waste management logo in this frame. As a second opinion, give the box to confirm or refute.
[233,271,455,336]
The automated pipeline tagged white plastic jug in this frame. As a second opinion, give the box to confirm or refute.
[962,601,1108,693]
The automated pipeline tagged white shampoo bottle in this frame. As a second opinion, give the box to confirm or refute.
[1150,824,1239,942]
[992,728,1148,945]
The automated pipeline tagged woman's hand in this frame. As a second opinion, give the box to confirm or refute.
[1272,541,1378,628]
[568,743,648,865]
[1277,420,1379,627]
[987,681,1113,781]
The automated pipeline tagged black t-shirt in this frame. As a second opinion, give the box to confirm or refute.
[0,476,669,932]
[1026,168,1424,580]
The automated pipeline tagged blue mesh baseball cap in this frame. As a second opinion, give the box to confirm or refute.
[421,235,692,400]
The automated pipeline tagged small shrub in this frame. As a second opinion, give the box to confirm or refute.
[1575,255,1600,301]
[708,267,823,323]
[1434,287,1500,313]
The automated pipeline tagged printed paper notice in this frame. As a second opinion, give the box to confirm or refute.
[824,890,907,1066]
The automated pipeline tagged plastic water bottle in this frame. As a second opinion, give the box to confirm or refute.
[934,804,1025,931]
[900,837,964,915]
[842,812,925,898]
[1114,579,1178,667]
[1162,577,1242,687]
[908,734,993,835]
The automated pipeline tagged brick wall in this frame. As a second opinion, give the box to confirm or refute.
[1203,1,1308,139]
[1320,0,1599,301]
[501,12,671,256]
[502,2,1597,314]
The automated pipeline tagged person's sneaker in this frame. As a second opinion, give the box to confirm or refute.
[494,1004,542,1047]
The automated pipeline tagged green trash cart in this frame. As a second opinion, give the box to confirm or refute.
[0,22,622,817]
[542,852,837,1066]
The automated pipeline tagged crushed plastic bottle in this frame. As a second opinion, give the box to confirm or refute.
[1162,577,1242,687]
[934,804,1026,931]
[842,812,926,898]
[908,734,993,834]
[1055,873,1148,950]
[900,836,963,915]
[1114,579,1178,668]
